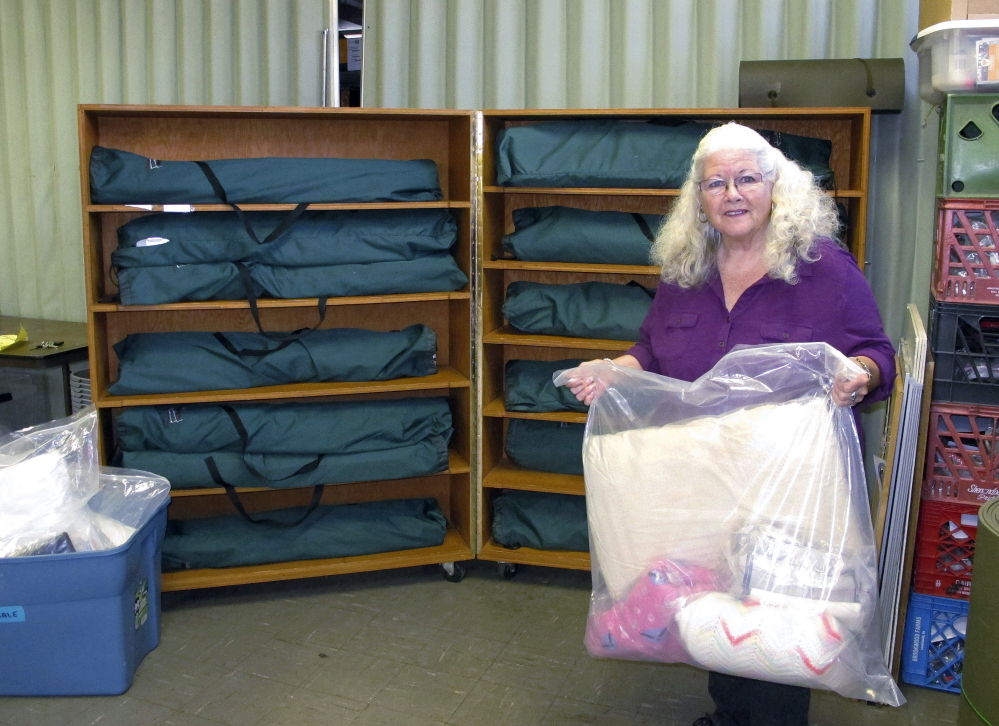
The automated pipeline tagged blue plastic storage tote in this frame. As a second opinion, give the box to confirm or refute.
[0,501,169,696]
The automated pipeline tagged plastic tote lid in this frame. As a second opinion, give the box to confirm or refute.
[912,20,999,51]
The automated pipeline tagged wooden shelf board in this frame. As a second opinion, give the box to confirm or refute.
[482,397,587,424]
[161,527,472,591]
[483,186,678,196]
[95,367,470,408]
[83,104,474,119]
[87,201,471,212]
[480,107,871,118]
[483,260,659,275]
[482,326,635,351]
[483,458,585,495]
[90,291,470,313]
[483,186,861,199]
[478,539,590,571]
[167,450,470,498]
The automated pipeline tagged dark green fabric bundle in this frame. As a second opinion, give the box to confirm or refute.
[505,359,588,413]
[161,497,448,570]
[112,209,458,267]
[114,398,452,454]
[90,147,443,204]
[492,490,589,552]
[505,418,584,475]
[108,324,437,395]
[116,255,468,306]
[494,120,833,189]
[116,262,252,305]
[503,280,653,341]
[119,438,448,489]
[249,255,467,300]
[501,207,659,265]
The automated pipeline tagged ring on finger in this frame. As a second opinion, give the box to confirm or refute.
[850,391,857,404]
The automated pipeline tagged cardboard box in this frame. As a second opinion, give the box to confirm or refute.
[922,0,999,31]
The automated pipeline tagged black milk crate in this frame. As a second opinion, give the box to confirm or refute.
[930,297,999,405]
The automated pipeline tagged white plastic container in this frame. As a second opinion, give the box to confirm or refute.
[912,20,999,104]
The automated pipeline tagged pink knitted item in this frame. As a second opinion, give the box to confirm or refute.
[585,559,719,661]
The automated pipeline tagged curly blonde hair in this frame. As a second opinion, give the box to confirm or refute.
[651,122,840,288]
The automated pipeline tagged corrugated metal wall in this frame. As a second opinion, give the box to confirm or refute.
[0,0,328,322]
[363,0,903,110]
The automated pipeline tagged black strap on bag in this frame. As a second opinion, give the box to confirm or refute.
[627,280,656,299]
[203,404,327,526]
[194,161,310,245]
[630,213,656,243]
[232,262,329,342]
[212,331,300,358]
[195,161,327,342]
[204,456,326,527]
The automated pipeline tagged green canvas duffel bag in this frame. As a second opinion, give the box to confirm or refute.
[90,147,443,204]
[115,254,468,306]
[119,436,449,490]
[505,418,584,475]
[112,209,458,267]
[492,490,588,552]
[503,280,653,341]
[161,497,448,570]
[108,324,437,395]
[504,359,587,413]
[501,206,659,265]
[494,120,833,189]
[114,397,452,454]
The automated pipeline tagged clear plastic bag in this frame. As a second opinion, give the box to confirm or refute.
[553,343,903,706]
[0,408,170,556]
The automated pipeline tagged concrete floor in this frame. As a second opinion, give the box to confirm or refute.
[0,560,962,726]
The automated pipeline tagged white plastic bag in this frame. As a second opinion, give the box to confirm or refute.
[0,408,170,556]
[553,343,903,706]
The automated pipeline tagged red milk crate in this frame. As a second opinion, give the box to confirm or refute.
[933,199,999,303]
[913,499,980,600]
[922,401,999,505]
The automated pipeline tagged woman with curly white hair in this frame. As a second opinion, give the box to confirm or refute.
[570,122,895,726]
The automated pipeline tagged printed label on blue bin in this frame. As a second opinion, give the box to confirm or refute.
[134,580,148,630]
[0,606,25,623]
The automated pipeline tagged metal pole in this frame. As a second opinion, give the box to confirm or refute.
[321,28,329,107]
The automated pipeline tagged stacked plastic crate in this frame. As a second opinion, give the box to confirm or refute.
[902,94,999,693]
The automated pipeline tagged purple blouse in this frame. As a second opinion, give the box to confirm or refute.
[626,238,896,406]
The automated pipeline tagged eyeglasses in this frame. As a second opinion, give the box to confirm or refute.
[696,173,765,196]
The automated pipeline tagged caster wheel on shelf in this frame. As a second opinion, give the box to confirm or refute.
[440,561,466,582]
[499,562,518,580]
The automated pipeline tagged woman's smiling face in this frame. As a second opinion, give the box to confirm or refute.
[698,149,774,247]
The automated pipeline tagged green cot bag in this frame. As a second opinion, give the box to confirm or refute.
[503,280,653,341]
[492,490,589,551]
[119,437,449,489]
[505,418,584,475]
[108,324,437,395]
[501,207,659,265]
[116,262,254,306]
[505,359,588,413]
[90,147,443,204]
[161,497,448,570]
[116,255,468,306]
[494,120,833,189]
[112,209,458,267]
[114,398,452,454]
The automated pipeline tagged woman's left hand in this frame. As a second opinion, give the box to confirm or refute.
[832,356,876,407]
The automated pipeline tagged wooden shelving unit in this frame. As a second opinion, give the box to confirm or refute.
[78,105,475,591]
[475,108,872,573]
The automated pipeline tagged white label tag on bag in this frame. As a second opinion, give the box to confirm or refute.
[136,237,170,247]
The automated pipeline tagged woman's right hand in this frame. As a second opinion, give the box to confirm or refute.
[566,355,643,405]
